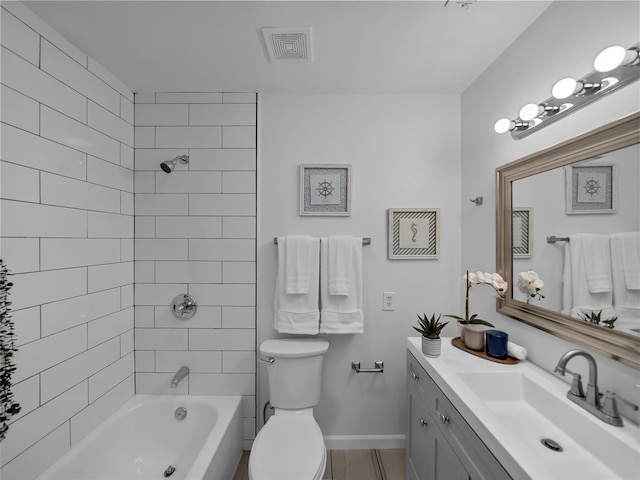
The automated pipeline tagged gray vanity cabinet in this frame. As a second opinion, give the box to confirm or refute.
[406,351,511,480]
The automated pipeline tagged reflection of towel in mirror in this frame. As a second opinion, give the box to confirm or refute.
[320,236,364,334]
[579,234,613,293]
[274,237,320,334]
[611,232,640,290]
[562,234,615,320]
[610,233,640,333]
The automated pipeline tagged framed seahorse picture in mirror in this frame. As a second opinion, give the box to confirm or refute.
[388,208,440,259]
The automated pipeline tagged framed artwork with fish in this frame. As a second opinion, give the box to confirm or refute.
[388,208,440,259]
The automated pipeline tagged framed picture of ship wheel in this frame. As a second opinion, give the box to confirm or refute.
[300,164,351,216]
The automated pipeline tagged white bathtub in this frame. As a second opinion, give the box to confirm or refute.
[37,395,243,480]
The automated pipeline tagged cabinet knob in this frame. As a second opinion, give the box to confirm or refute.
[419,418,428,427]
[411,371,419,381]
[439,412,450,424]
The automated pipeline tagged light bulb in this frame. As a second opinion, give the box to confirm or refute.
[552,77,579,99]
[494,118,512,134]
[519,103,542,121]
[594,45,639,72]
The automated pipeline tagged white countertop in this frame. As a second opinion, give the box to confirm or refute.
[407,336,640,480]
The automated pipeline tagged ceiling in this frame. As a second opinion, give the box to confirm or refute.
[22,0,553,94]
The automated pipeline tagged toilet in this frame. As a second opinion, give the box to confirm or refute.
[249,338,330,480]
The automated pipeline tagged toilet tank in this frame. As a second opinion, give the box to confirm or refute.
[260,338,329,409]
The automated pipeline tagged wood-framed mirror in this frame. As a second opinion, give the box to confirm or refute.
[496,112,640,369]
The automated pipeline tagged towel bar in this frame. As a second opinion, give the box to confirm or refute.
[274,237,371,245]
[547,236,570,244]
[351,361,384,373]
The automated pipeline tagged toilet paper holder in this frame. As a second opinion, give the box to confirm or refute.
[351,361,384,373]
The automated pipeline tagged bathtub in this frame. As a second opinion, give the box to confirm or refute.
[37,395,243,480]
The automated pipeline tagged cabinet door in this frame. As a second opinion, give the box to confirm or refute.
[432,382,511,480]
[432,420,470,480]
[406,390,433,480]
[407,389,469,480]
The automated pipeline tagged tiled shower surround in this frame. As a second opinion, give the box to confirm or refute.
[133,92,257,447]
[0,4,257,477]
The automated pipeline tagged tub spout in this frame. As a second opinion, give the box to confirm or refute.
[170,366,189,388]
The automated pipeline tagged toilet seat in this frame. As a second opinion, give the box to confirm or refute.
[249,415,326,480]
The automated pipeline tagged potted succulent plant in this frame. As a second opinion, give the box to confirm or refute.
[413,313,448,358]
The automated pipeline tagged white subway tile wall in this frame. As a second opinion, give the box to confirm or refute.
[133,91,257,449]
[0,4,135,478]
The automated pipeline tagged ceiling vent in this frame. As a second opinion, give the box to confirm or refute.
[262,27,312,62]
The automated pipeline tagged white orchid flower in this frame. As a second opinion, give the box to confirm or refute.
[489,273,508,296]
[518,270,544,296]
[465,272,480,284]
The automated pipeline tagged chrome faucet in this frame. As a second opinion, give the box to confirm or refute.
[555,349,638,427]
[555,349,600,407]
[170,366,189,388]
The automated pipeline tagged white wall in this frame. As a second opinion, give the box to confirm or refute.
[461,0,640,422]
[0,4,135,477]
[133,91,257,449]
[258,94,461,447]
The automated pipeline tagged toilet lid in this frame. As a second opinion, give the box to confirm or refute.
[249,416,326,480]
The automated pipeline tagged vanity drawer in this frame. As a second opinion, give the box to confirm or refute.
[406,351,432,405]
[430,380,511,480]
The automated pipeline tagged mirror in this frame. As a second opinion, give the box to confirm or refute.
[496,112,640,369]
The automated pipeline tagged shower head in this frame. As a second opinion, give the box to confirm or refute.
[160,155,189,173]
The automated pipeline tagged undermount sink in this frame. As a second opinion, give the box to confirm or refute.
[407,337,640,480]
[457,371,638,479]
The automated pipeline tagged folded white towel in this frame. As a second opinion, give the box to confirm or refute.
[562,242,573,316]
[610,233,640,331]
[328,236,357,296]
[284,235,316,294]
[573,234,613,293]
[320,236,364,334]
[616,232,640,290]
[564,234,614,320]
[507,342,527,360]
[274,237,320,334]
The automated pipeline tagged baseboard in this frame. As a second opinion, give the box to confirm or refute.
[323,434,405,450]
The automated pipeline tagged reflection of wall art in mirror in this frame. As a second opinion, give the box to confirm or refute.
[565,164,616,214]
[496,112,640,369]
[300,164,351,216]
[388,208,440,259]
[512,208,532,258]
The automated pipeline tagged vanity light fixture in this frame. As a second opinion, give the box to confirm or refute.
[494,42,640,139]
[594,45,640,72]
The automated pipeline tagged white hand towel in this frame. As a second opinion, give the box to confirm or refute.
[561,241,573,316]
[567,234,615,320]
[328,236,356,296]
[285,235,315,294]
[610,233,640,333]
[575,234,613,293]
[274,237,320,334]
[617,232,640,290]
[320,236,364,334]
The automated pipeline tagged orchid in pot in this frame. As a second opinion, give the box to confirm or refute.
[445,270,507,350]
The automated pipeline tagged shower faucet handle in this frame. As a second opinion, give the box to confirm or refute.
[171,293,197,319]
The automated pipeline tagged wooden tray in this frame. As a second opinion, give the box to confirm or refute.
[451,337,519,365]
